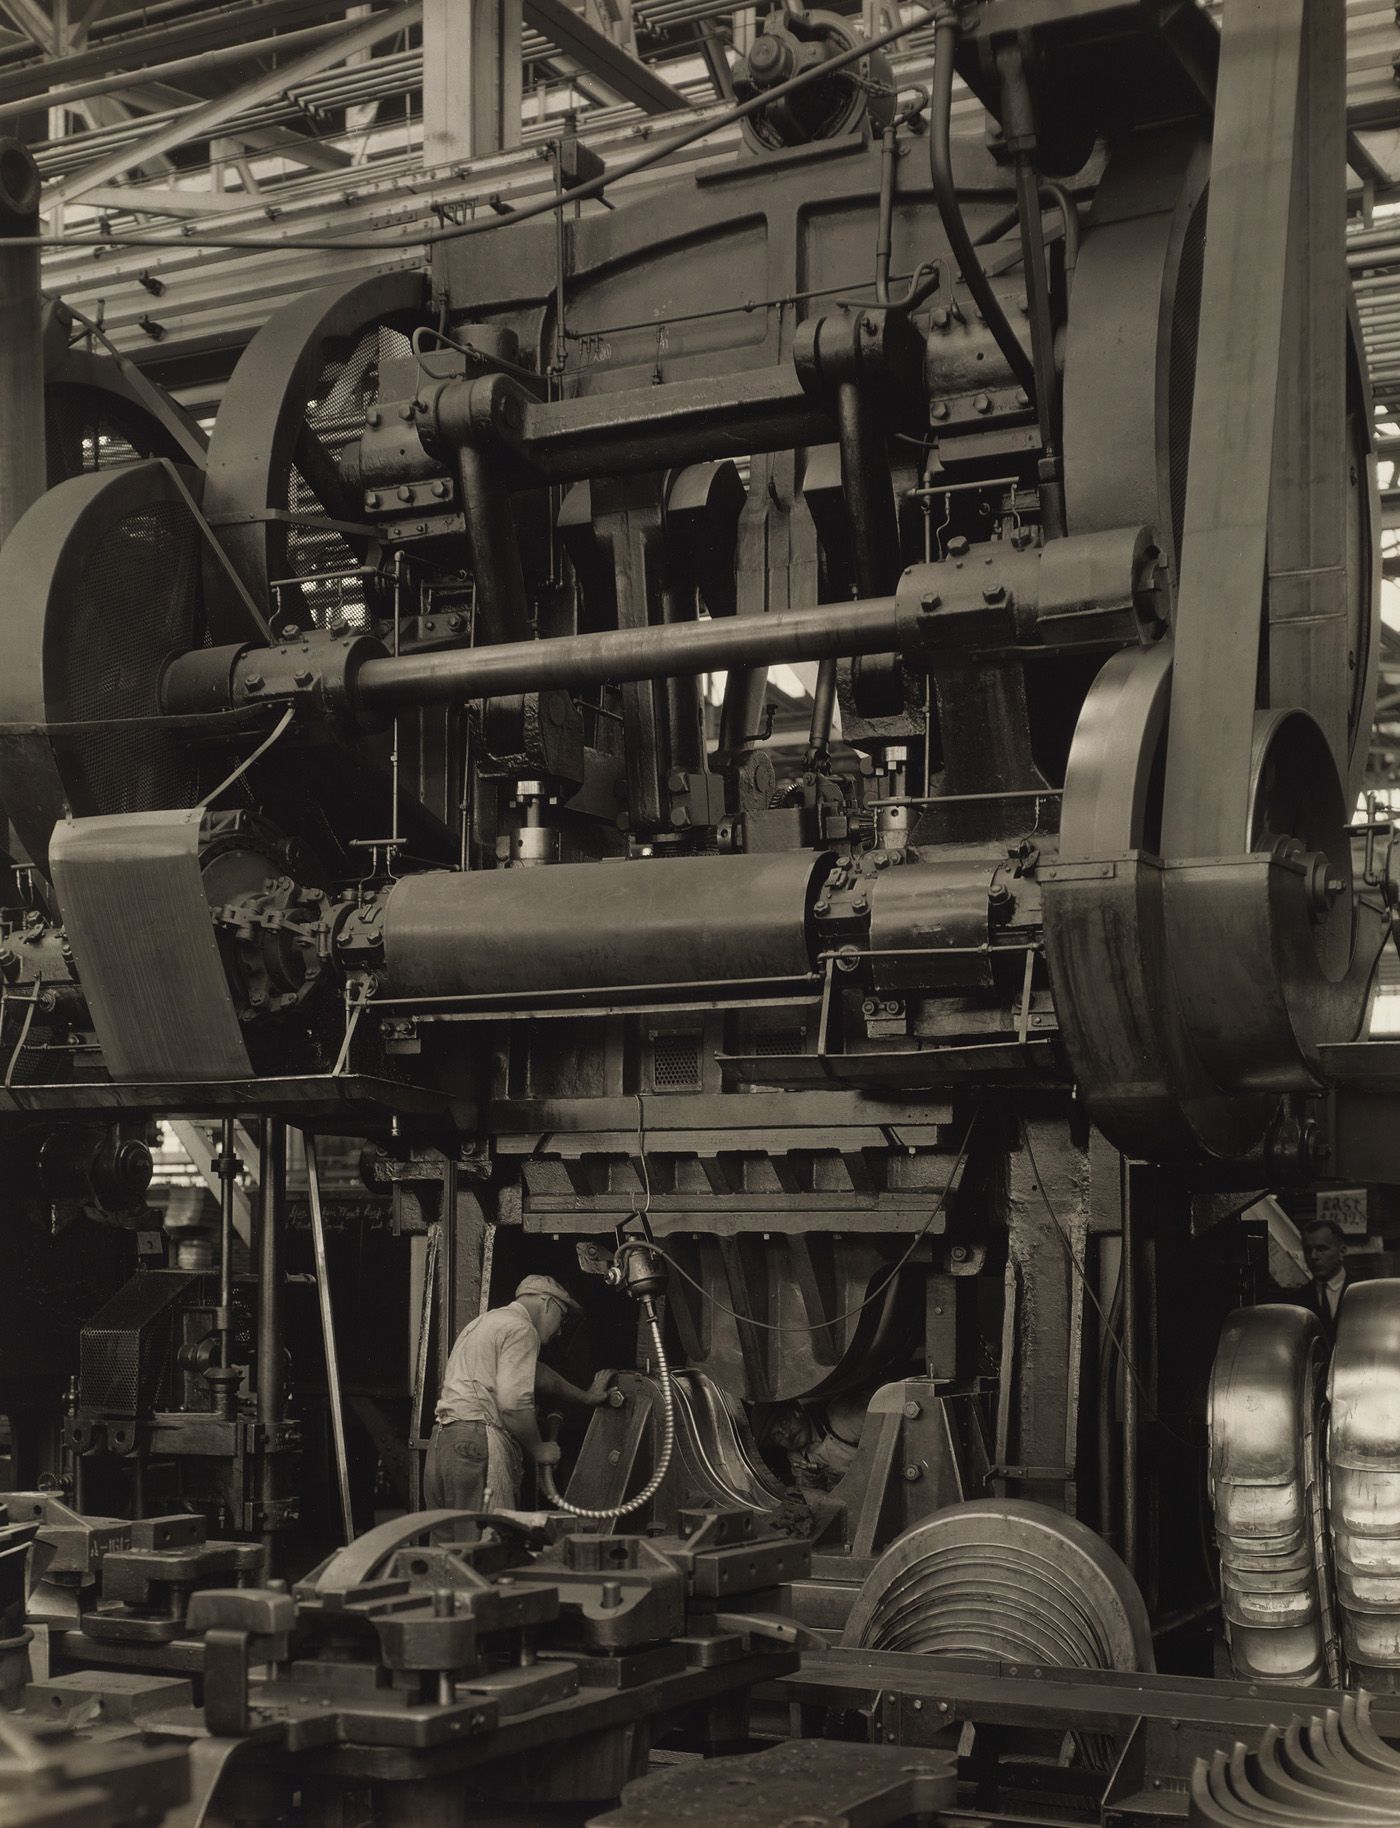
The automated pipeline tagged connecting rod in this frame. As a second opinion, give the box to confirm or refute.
[353,595,904,712]
[162,526,1157,729]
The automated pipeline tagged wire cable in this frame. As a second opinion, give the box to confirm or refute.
[16,8,940,259]
[1020,1123,1201,1454]
[627,1103,978,1336]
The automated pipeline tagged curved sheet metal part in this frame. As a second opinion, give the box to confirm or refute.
[668,1371,788,1513]
[1187,1694,1400,1826]
[840,1499,1154,1674]
[1207,1303,1336,1686]
[1329,1281,1400,1690]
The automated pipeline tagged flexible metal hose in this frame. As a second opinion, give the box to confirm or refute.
[928,8,1035,397]
[540,1297,675,1520]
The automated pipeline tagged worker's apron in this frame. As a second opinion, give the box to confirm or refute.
[485,1422,525,1510]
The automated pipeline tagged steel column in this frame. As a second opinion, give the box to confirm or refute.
[257,1118,287,1564]
[424,0,521,164]
[0,139,43,548]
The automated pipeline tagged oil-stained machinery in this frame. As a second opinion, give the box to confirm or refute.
[1,0,1398,1820]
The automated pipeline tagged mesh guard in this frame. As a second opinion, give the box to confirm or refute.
[0,459,204,875]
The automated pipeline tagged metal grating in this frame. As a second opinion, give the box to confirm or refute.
[60,501,202,819]
[651,1030,703,1090]
[752,1028,806,1056]
[78,1269,198,1417]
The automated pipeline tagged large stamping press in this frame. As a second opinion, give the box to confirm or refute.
[2,0,1399,1823]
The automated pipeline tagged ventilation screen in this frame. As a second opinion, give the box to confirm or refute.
[58,500,201,818]
[753,1028,805,1057]
[651,1031,702,1091]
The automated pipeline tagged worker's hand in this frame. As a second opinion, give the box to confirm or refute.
[586,1370,615,1407]
[533,1441,562,1468]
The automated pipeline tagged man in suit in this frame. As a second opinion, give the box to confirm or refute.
[1290,1218,1351,1348]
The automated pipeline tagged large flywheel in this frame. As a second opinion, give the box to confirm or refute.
[1046,3,1381,1169]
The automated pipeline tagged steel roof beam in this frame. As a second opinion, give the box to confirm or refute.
[44,2,421,207]
[0,18,353,127]
[0,0,55,53]
[523,0,691,114]
[0,0,359,100]
[79,181,249,216]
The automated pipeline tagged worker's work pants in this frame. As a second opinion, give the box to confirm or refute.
[424,1419,524,1521]
[425,1420,489,1514]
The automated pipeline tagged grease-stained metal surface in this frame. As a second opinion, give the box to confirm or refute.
[1208,1304,1337,1687]
[1329,1280,1400,1690]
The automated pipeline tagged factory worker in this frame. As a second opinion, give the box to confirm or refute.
[765,1392,867,1492]
[1289,1218,1352,1349]
[425,1274,613,1514]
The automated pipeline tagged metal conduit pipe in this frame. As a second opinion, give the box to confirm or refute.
[354,593,905,711]
[928,9,1035,398]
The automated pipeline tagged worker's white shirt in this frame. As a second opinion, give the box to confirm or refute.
[435,1300,540,1427]
[1324,1269,1347,1318]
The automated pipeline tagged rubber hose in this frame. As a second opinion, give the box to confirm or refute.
[928,10,1035,396]
[540,1298,675,1520]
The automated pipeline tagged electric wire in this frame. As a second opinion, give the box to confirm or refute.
[626,1098,979,1336]
[1020,1123,1201,1454]
[13,6,941,259]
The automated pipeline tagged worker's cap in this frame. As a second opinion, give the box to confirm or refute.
[516,1274,582,1314]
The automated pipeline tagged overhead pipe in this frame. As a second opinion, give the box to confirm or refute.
[0,21,352,125]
